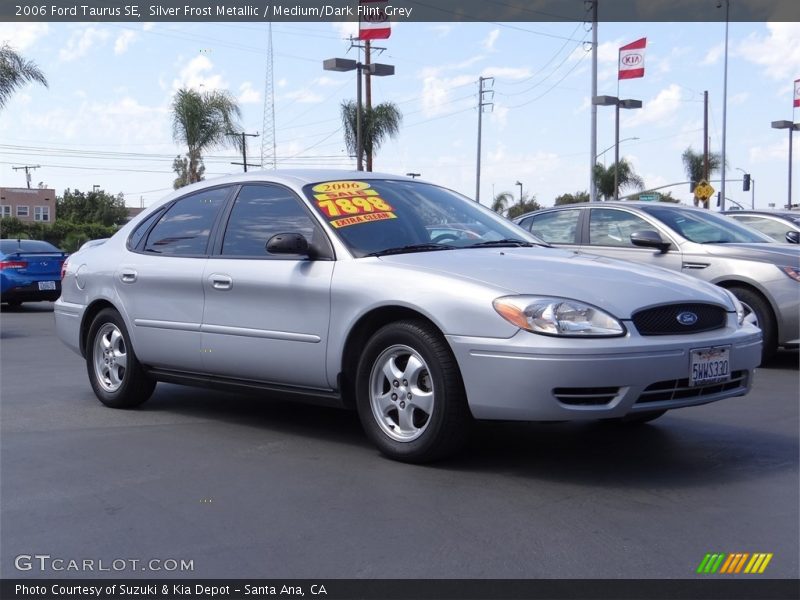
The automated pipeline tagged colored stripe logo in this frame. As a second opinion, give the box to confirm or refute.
[697,553,773,574]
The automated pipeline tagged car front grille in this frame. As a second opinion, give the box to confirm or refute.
[554,387,621,406]
[632,303,727,335]
[636,370,748,404]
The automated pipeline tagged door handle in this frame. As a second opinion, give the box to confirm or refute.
[210,275,233,290]
[120,269,137,283]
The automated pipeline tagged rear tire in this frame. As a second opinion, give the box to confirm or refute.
[729,286,776,363]
[86,308,155,408]
[355,320,472,463]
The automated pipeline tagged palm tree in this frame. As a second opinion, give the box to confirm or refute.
[681,146,722,187]
[171,88,242,186]
[491,191,515,215]
[593,160,644,201]
[0,43,48,109]
[341,100,402,171]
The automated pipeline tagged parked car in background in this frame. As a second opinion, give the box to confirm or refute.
[0,239,67,307]
[55,173,761,462]
[723,210,800,244]
[515,202,799,361]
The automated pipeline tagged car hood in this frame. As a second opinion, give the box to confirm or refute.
[700,242,800,264]
[379,247,733,318]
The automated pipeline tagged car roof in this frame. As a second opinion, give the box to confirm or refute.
[513,201,706,221]
[0,239,62,254]
[723,210,797,217]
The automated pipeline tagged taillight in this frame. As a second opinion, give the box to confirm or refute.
[60,258,69,280]
[0,260,28,270]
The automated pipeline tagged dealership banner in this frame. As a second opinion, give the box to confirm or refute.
[794,78,800,108]
[618,37,646,80]
[358,0,391,40]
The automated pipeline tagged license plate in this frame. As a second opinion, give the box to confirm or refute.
[690,347,731,387]
[37,280,56,291]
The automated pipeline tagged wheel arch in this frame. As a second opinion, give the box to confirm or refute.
[715,278,778,325]
[79,299,121,357]
[338,306,452,410]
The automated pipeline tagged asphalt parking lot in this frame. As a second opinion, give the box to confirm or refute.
[1,302,798,580]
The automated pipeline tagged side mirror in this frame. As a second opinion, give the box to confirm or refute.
[630,230,671,253]
[266,233,309,255]
[785,230,800,244]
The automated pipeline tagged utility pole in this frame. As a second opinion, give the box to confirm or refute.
[475,76,494,203]
[232,132,260,172]
[703,91,709,182]
[349,37,386,171]
[589,0,599,202]
[12,165,40,189]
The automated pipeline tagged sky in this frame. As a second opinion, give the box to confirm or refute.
[0,19,798,210]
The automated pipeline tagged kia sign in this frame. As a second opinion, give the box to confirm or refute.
[619,38,647,80]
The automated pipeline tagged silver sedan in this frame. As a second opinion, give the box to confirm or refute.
[55,172,761,462]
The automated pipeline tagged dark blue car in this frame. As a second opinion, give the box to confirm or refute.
[0,239,67,306]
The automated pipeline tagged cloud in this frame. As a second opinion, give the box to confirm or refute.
[737,22,800,81]
[238,81,260,104]
[313,76,341,87]
[0,23,49,51]
[172,55,227,91]
[114,30,137,55]
[626,84,683,128]
[332,22,359,39]
[482,29,500,52]
[419,74,474,117]
[59,26,110,62]
[489,103,509,128]
[701,42,724,66]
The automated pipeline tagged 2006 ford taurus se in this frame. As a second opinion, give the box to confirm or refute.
[55,171,762,462]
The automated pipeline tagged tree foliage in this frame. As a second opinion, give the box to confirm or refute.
[593,160,645,200]
[171,88,242,187]
[0,217,118,252]
[491,191,515,215]
[681,146,722,188]
[505,194,542,220]
[341,100,402,171]
[172,154,204,190]
[0,43,48,109]
[554,191,590,205]
[56,189,129,227]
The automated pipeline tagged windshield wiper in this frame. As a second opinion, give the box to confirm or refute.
[467,238,537,248]
[365,243,456,257]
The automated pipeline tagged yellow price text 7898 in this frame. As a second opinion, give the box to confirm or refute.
[317,197,392,218]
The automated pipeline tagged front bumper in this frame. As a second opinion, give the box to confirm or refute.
[447,323,762,421]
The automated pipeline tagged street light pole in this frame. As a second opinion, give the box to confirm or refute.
[356,65,363,171]
[593,96,642,201]
[323,58,394,173]
[771,120,799,209]
[515,181,523,201]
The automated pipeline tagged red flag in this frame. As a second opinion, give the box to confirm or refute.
[619,38,646,80]
[359,0,391,40]
[794,78,800,108]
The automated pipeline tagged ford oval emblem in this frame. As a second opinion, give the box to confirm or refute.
[677,311,698,326]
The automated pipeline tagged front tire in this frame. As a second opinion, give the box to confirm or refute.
[729,286,776,363]
[86,308,155,408]
[355,320,472,463]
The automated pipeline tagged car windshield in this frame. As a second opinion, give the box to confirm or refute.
[302,179,543,257]
[640,206,773,244]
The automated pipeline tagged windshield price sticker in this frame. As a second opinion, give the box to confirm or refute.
[689,346,731,387]
[330,212,397,229]
[311,180,396,224]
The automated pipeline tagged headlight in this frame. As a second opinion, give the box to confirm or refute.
[493,296,625,337]
[779,265,800,282]
[722,289,745,327]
